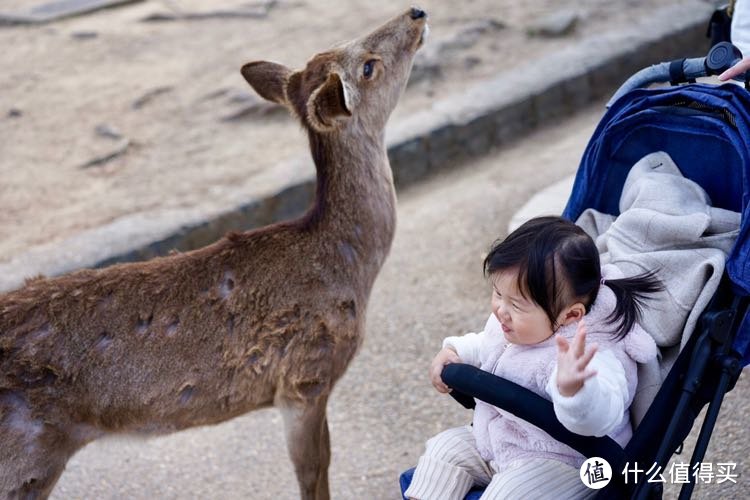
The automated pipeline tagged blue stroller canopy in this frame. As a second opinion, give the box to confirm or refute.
[562,83,750,365]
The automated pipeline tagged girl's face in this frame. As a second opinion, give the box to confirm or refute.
[491,269,556,345]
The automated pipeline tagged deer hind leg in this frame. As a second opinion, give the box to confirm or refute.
[0,391,72,500]
[279,393,331,500]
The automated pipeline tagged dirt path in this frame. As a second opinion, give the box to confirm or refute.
[0,0,706,263]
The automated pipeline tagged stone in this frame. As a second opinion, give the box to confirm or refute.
[409,18,504,86]
[526,9,579,38]
[94,123,123,140]
[132,86,173,110]
[79,139,130,169]
[0,0,143,25]
[219,92,286,121]
[71,30,98,39]
[442,19,505,53]
[140,0,280,22]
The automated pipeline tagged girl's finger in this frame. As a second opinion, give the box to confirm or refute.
[577,319,587,335]
[556,334,570,354]
[581,369,597,381]
[576,344,598,370]
[570,370,598,385]
[574,323,586,359]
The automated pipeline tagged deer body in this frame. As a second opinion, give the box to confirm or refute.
[1,8,427,499]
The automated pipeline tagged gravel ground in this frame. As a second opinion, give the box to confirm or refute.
[0,0,714,262]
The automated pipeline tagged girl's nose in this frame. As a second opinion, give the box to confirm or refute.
[496,303,510,321]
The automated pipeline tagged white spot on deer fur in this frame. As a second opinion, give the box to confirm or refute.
[26,323,52,343]
[0,392,44,451]
[136,314,152,336]
[166,320,179,337]
[219,270,236,299]
[23,323,52,355]
[337,241,357,265]
[95,332,113,353]
[97,294,114,310]
[179,385,195,405]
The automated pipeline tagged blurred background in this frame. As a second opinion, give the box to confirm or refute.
[2,1,745,499]
[0,0,716,274]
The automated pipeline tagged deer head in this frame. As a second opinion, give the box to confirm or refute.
[241,7,428,134]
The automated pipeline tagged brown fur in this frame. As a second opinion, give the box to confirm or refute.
[0,9,427,500]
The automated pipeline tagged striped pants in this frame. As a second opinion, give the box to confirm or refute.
[404,426,595,500]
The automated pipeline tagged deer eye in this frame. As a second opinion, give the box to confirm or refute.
[363,59,376,79]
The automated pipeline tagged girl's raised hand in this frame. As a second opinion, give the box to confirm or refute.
[555,320,598,397]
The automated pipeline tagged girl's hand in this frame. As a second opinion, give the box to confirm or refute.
[430,347,461,393]
[556,320,598,397]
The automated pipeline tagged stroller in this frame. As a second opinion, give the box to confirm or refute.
[400,42,750,499]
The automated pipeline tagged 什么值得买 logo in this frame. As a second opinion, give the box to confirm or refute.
[580,457,612,489]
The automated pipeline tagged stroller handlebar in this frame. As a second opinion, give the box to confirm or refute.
[606,42,746,108]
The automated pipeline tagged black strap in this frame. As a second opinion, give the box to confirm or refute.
[669,59,695,85]
[669,59,685,84]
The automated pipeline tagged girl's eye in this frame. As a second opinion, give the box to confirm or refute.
[363,60,376,79]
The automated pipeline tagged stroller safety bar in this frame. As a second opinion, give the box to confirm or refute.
[440,363,626,471]
[607,42,747,108]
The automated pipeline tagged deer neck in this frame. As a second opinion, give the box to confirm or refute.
[304,122,396,272]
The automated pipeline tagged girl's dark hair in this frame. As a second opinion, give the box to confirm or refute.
[483,216,663,339]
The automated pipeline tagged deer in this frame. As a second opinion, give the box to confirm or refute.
[0,7,428,499]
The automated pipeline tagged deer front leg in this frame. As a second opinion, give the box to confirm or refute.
[279,393,331,500]
[0,391,76,500]
[0,424,71,500]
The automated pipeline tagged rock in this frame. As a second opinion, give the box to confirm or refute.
[409,19,504,86]
[95,123,123,140]
[442,19,506,53]
[0,0,144,25]
[132,86,173,110]
[7,108,22,118]
[140,0,284,22]
[409,51,442,86]
[199,88,229,101]
[226,89,255,105]
[220,92,286,121]
[526,10,579,38]
[71,30,99,39]
[464,56,482,70]
[79,139,130,169]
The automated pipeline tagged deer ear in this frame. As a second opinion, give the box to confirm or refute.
[241,61,292,106]
[306,72,352,132]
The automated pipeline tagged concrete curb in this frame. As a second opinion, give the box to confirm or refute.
[0,2,715,292]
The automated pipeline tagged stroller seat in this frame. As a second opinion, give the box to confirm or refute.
[400,48,750,499]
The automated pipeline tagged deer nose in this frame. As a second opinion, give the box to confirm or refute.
[410,7,426,20]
